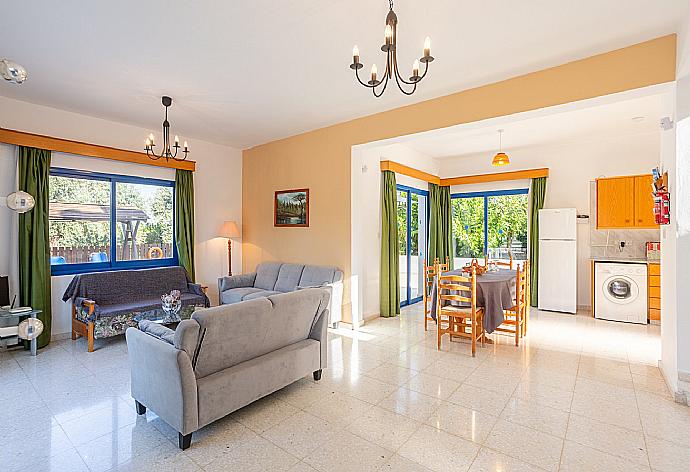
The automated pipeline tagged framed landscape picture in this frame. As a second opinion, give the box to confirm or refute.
[274,188,309,227]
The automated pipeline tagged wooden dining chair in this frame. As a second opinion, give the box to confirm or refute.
[433,256,450,272]
[422,262,437,331]
[436,267,484,356]
[484,252,514,270]
[494,261,528,346]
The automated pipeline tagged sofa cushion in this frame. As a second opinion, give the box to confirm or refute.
[174,319,200,358]
[274,264,305,292]
[242,290,280,301]
[220,287,264,304]
[254,262,282,291]
[138,320,176,345]
[191,289,330,378]
[299,265,338,287]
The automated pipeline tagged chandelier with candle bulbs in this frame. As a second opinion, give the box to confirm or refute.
[145,96,189,161]
[349,0,434,97]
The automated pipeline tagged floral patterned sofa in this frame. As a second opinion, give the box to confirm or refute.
[62,266,209,352]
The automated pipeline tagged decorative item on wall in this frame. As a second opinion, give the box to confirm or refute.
[274,189,309,227]
[0,58,28,84]
[491,129,510,167]
[145,96,189,162]
[349,0,434,97]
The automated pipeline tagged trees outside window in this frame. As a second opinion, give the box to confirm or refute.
[49,169,176,274]
[451,189,528,267]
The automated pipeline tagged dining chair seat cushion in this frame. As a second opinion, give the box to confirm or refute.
[439,306,483,315]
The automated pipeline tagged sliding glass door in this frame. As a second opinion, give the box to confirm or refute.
[397,185,428,306]
[451,189,529,267]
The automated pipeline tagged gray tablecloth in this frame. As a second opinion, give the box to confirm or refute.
[430,269,516,333]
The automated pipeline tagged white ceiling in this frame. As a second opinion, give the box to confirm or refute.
[0,1,687,149]
[401,93,666,159]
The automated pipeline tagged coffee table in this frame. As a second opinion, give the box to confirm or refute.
[132,303,202,326]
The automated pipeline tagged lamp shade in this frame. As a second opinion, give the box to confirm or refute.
[219,220,240,238]
[491,152,510,167]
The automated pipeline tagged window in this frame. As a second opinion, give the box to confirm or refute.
[451,189,529,268]
[49,168,176,275]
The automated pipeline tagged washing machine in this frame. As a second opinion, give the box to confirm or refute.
[594,262,648,324]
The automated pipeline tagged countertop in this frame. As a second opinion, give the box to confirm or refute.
[590,257,659,264]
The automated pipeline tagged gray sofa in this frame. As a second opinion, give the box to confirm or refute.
[126,288,329,450]
[218,262,343,327]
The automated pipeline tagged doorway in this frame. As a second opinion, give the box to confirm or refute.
[397,184,428,306]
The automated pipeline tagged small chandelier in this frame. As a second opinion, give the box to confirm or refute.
[349,0,434,97]
[492,129,510,167]
[145,96,189,161]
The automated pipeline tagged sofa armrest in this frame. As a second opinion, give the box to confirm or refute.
[297,281,342,325]
[218,272,256,293]
[309,308,329,370]
[125,327,199,435]
[187,283,211,307]
[73,297,98,321]
[188,282,204,297]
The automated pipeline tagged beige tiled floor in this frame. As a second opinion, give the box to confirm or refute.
[2,304,686,472]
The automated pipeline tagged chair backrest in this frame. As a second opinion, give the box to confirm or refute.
[484,253,514,270]
[432,256,450,272]
[423,263,436,297]
[516,261,529,311]
[437,270,476,308]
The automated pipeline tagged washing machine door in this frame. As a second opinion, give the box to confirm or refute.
[603,275,639,304]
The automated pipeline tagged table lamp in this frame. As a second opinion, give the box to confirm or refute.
[219,221,240,276]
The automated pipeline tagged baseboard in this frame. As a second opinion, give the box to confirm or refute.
[659,361,690,406]
[51,332,72,342]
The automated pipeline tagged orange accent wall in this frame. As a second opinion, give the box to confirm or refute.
[242,34,677,323]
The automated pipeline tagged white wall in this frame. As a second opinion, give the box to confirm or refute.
[0,96,242,337]
[438,132,661,307]
[351,144,437,323]
[659,9,690,401]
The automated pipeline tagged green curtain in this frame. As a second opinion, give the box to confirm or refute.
[529,177,547,306]
[18,146,52,349]
[380,170,399,317]
[175,170,196,282]
[428,183,454,269]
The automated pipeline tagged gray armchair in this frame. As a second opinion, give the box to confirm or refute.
[126,288,330,450]
[218,262,344,327]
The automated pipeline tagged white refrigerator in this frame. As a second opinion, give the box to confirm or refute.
[538,208,577,314]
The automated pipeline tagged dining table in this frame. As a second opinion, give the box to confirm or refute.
[429,268,517,333]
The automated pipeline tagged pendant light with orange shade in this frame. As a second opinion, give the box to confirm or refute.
[491,129,510,167]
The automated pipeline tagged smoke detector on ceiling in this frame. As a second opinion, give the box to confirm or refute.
[0,59,28,84]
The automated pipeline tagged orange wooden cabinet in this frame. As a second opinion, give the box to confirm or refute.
[648,263,660,322]
[596,175,657,229]
[634,175,657,227]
